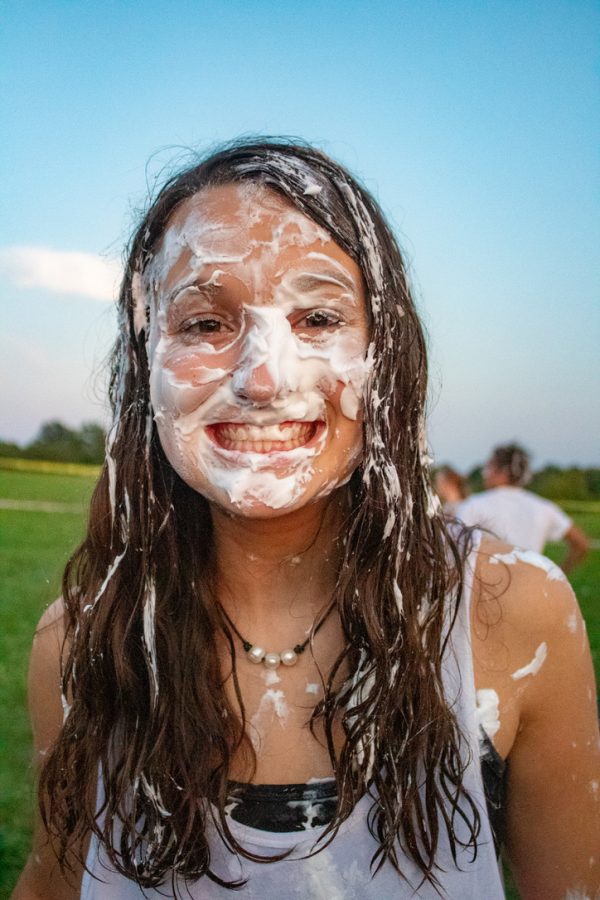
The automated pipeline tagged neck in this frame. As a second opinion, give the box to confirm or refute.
[485,472,512,489]
[446,487,462,503]
[210,492,346,632]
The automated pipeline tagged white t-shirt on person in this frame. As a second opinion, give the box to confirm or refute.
[456,486,571,552]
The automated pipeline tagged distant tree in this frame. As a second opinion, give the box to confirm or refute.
[25,421,81,463]
[36,422,72,444]
[0,440,22,458]
[531,466,589,501]
[585,468,600,499]
[23,420,106,464]
[78,423,106,463]
[467,466,483,493]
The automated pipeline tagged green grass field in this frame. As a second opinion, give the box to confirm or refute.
[0,468,96,895]
[1,467,598,897]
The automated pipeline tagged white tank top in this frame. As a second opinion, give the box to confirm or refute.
[81,538,505,899]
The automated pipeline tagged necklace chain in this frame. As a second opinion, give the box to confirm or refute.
[219,601,335,670]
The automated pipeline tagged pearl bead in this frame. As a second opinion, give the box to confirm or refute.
[263,652,281,669]
[247,646,266,664]
[280,649,298,667]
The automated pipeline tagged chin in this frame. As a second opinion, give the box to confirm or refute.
[200,479,346,521]
[165,434,362,519]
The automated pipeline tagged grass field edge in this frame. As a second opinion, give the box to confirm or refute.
[0,457,101,478]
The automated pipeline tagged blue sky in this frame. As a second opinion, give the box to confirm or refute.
[1,0,598,468]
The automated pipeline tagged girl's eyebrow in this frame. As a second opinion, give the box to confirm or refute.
[166,277,222,306]
[288,270,357,293]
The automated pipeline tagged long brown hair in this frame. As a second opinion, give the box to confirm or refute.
[40,139,479,891]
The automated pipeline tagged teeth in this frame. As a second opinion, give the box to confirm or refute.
[212,421,318,453]
[217,423,310,441]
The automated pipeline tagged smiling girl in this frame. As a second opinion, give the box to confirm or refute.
[13,140,599,899]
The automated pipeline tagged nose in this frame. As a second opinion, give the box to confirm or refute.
[231,360,279,403]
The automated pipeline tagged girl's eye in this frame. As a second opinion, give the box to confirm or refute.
[299,310,342,329]
[182,317,227,334]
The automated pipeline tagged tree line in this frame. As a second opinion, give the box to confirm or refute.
[466,465,600,501]
[0,421,598,500]
[0,421,106,465]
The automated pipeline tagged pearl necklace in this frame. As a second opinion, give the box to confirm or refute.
[220,602,335,670]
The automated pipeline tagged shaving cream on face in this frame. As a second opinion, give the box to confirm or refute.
[145,183,370,515]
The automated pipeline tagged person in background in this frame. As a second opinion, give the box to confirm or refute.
[434,465,469,516]
[456,443,589,573]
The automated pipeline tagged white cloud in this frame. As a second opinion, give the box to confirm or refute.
[0,245,122,302]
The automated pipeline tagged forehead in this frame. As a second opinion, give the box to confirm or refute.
[165,181,321,245]
[151,182,363,293]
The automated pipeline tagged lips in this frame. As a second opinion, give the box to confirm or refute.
[208,420,321,453]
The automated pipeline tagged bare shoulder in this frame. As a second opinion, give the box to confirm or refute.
[11,600,84,899]
[473,535,581,642]
[35,596,68,636]
[471,534,590,724]
[469,534,592,761]
[29,598,69,736]
[28,597,69,762]
[471,536,600,898]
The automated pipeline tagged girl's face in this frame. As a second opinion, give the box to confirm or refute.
[144,182,371,517]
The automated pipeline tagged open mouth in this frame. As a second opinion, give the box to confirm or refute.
[207,420,323,453]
